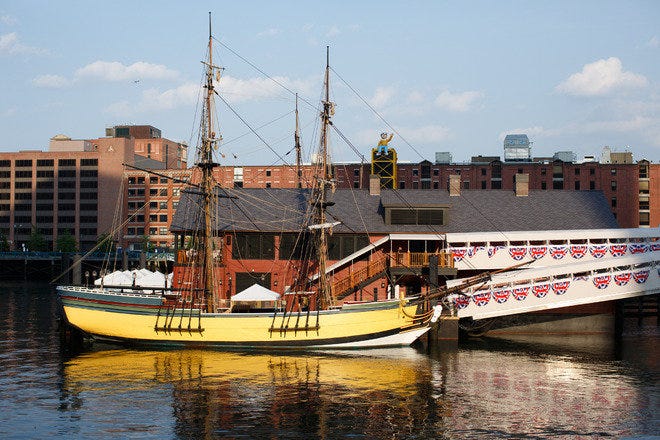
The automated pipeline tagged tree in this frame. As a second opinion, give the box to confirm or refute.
[96,233,116,252]
[0,232,9,252]
[56,230,78,252]
[28,226,48,251]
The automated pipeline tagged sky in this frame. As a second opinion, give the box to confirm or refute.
[1,0,659,166]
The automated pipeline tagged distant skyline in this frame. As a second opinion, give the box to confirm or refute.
[1,1,659,165]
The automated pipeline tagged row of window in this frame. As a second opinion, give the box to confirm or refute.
[0,159,98,168]
[126,227,169,236]
[127,176,174,185]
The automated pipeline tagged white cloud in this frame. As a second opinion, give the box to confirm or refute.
[75,61,179,82]
[104,74,315,116]
[2,107,16,117]
[555,57,648,96]
[0,32,45,55]
[401,124,451,144]
[257,28,280,38]
[648,36,660,48]
[326,26,340,38]
[105,82,199,116]
[1,14,17,25]
[369,86,396,108]
[32,74,70,88]
[301,23,314,33]
[434,90,484,112]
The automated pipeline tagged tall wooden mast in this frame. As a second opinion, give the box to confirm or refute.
[295,94,302,189]
[315,46,335,309]
[199,12,219,312]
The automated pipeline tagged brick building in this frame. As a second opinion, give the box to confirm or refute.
[0,126,187,251]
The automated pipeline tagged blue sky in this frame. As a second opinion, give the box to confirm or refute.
[1,1,659,165]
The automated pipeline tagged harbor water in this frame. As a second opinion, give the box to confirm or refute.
[0,282,657,439]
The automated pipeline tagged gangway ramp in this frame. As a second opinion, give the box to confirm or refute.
[448,252,659,320]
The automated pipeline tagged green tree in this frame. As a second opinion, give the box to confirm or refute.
[0,232,9,252]
[56,230,78,252]
[28,226,48,251]
[96,233,116,252]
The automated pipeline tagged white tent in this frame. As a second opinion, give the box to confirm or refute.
[231,284,281,302]
[94,270,133,286]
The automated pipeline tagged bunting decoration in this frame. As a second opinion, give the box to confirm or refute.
[651,242,660,252]
[552,280,571,295]
[549,245,568,260]
[509,247,527,261]
[592,275,611,289]
[512,286,530,301]
[609,244,627,257]
[468,246,486,257]
[492,289,510,304]
[488,246,505,258]
[532,284,550,298]
[529,246,548,260]
[632,270,650,284]
[628,243,649,254]
[570,245,587,259]
[613,272,631,286]
[454,295,470,310]
[472,291,491,307]
[589,245,608,259]
[451,248,468,262]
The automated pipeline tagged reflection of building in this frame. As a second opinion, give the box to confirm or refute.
[503,134,531,162]
[0,125,187,251]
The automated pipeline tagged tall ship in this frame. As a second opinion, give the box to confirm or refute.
[57,15,444,349]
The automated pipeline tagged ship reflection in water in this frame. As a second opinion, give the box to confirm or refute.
[59,335,658,439]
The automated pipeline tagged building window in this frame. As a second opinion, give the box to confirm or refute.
[574,168,580,175]
[412,182,419,189]
[541,168,546,175]
[589,168,595,175]
[398,181,405,189]
[58,159,75,167]
[37,159,54,167]
[491,180,502,189]
[265,182,271,188]
[159,227,168,235]
[541,181,547,190]
[481,181,487,189]
[639,212,650,226]
[266,170,271,177]
[353,181,359,188]
[553,180,564,190]
[412,169,419,176]
[232,233,275,260]
[481,168,487,176]
[328,235,370,260]
[611,180,617,191]
[159,202,167,209]
[159,214,168,222]
[574,181,580,190]
[386,207,446,226]
[590,181,595,190]
[433,169,439,176]
[639,199,649,210]
[433,182,439,189]
[611,168,617,175]
[611,197,617,208]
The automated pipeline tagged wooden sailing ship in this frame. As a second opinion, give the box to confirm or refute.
[57,15,435,349]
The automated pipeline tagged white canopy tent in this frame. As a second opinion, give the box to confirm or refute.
[231,283,281,302]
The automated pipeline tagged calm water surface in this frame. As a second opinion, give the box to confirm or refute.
[0,282,657,439]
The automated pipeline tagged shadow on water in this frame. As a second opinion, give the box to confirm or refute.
[1,281,658,439]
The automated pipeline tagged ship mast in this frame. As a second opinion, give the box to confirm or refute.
[199,12,220,313]
[295,94,302,189]
[315,46,335,309]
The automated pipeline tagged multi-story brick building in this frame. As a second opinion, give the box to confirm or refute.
[0,125,187,251]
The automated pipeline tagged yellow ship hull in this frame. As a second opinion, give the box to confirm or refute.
[58,286,430,349]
